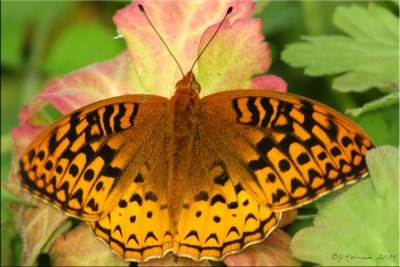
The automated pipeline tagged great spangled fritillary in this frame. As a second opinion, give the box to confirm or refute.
[18,70,373,262]
[17,4,373,264]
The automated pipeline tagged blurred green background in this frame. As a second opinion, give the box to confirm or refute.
[1,1,398,266]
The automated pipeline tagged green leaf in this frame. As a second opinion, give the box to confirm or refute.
[0,12,24,69]
[346,92,399,116]
[1,205,20,266]
[255,1,302,36]
[366,146,398,198]
[42,21,125,76]
[1,187,36,208]
[355,105,399,147]
[1,1,73,69]
[281,4,399,92]
[291,146,399,266]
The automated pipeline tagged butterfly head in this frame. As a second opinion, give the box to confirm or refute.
[175,71,201,94]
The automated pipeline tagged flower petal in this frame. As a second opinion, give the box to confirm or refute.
[140,253,210,266]
[198,19,271,95]
[49,224,128,266]
[114,0,255,97]
[223,230,300,266]
[251,75,288,92]
[11,124,46,160]
[21,51,142,121]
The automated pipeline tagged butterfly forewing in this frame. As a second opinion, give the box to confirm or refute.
[18,95,168,220]
[201,89,373,210]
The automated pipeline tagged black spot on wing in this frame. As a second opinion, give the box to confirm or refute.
[37,151,45,161]
[232,99,243,123]
[144,191,158,202]
[84,169,95,181]
[214,172,229,186]
[144,232,158,242]
[205,233,219,243]
[113,225,122,235]
[227,226,240,237]
[290,178,305,193]
[195,191,209,201]
[128,233,139,245]
[326,116,339,140]
[103,166,122,179]
[184,230,199,241]
[130,193,142,206]
[234,183,243,194]
[27,150,35,162]
[55,165,63,174]
[102,105,115,135]
[260,98,274,127]
[95,181,103,191]
[297,153,310,165]
[227,202,238,209]
[44,161,53,171]
[341,136,353,147]
[278,135,297,152]
[267,173,276,183]
[278,159,290,172]
[248,157,269,171]
[256,136,275,155]
[113,103,126,132]
[247,97,260,126]
[272,189,286,203]
[98,145,116,164]
[69,164,79,177]
[129,103,139,126]
[134,173,144,183]
[48,132,58,155]
[87,198,99,212]
[118,199,128,208]
[210,194,226,206]
[245,213,257,224]
[330,146,341,157]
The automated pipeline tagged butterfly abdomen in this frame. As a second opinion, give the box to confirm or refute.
[166,82,201,232]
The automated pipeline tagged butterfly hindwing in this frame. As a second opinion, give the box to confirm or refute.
[18,95,168,220]
[89,115,172,262]
[201,89,373,210]
[173,124,281,261]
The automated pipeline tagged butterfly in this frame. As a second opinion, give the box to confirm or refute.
[17,4,373,264]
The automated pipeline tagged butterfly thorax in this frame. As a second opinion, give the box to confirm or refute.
[166,71,201,233]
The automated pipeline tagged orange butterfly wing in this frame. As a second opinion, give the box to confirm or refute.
[171,89,373,261]
[200,89,373,209]
[18,95,169,220]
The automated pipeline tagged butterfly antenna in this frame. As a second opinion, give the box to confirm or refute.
[138,4,184,77]
[190,6,233,72]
